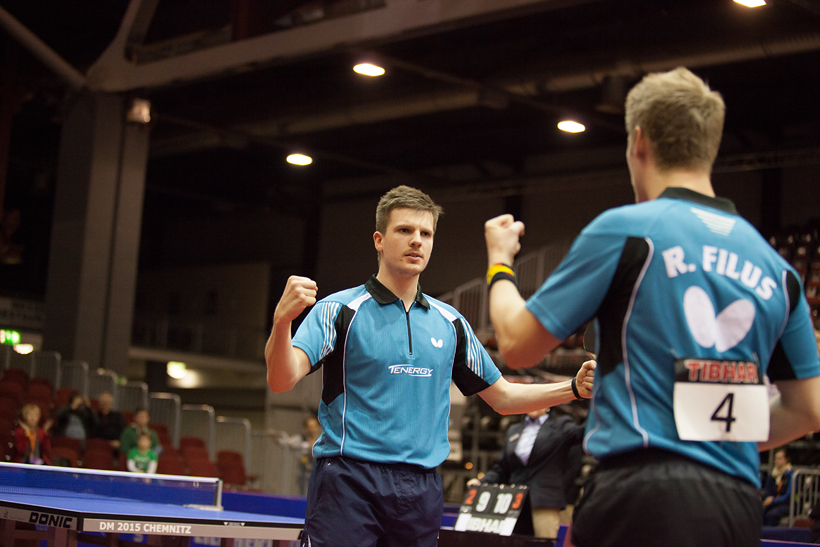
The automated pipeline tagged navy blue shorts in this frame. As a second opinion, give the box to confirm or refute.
[301,456,443,547]
[571,449,762,547]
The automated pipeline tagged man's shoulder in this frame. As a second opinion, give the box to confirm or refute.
[317,284,369,306]
[425,295,463,322]
[582,200,671,238]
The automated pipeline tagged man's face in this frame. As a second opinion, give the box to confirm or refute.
[374,208,435,279]
[99,394,113,413]
[135,411,150,427]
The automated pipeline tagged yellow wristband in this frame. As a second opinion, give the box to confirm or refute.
[486,263,515,285]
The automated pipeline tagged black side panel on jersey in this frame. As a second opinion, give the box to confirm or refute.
[767,271,802,382]
[596,237,651,377]
[452,319,493,396]
[316,305,355,406]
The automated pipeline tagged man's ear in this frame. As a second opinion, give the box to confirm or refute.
[373,231,383,253]
[632,126,650,160]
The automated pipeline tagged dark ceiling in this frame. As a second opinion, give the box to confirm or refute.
[2,0,820,287]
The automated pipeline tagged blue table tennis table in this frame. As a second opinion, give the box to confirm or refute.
[0,462,303,547]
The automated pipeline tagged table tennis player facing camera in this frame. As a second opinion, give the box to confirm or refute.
[265,185,594,547]
[484,67,820,547]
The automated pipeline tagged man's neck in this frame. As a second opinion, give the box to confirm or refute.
[376,269,419,311]
[646,168,715,201]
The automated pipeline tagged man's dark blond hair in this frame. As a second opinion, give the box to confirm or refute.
[375,185,443,234]
[625,67,725,173]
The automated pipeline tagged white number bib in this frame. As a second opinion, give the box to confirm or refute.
[673,359,770,442]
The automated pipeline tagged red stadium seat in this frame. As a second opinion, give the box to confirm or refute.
[50,446,79,467]
[182,446,210,464]
[187,459,219,478]
[157,455,187,476]
[0,382,24,407]
[51,436,83,456]
[180,436,207,450]
[83,450,115,471]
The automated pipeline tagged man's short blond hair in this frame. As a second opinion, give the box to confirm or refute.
[625,67,725,173]
[375,185,443,234]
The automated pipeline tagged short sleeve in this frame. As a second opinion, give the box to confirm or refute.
[526,232,628,340]
[768,272,820,382]
[292,301,343,366]
[452,317,502,396]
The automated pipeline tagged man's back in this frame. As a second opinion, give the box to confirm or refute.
[527,187,818,485]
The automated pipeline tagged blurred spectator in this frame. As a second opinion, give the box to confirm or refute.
[13,404,51,465]
[763,448,794,526]
[51,391,96,449]
[298,416,322,496]
[467,407,585,538]
[92,392,125,454]
[126,432,158,474]
[120,408,161,456]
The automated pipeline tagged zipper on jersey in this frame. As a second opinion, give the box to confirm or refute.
[405,308,413,355]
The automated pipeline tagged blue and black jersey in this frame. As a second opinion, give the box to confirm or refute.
[526,187,820,486]
[293,275,502,469]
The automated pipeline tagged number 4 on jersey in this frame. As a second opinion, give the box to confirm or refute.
[710,393,736,432]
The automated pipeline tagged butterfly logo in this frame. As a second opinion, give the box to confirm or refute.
[431,338,443,348]
[683,286,755,352]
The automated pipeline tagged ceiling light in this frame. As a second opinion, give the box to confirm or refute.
[558,120,586,133]
[287,153,313,166]
[353,63,385,77]
[734,0,765,7]
[126,98,151,124]
[167,361,187,379]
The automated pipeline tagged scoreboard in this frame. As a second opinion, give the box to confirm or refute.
[453,484,531,536]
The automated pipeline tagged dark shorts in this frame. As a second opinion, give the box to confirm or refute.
[301,456,443,547]
[571,449,762,547]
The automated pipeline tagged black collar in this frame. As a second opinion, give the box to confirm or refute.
[365,275,430,309]
[658,187,738,215]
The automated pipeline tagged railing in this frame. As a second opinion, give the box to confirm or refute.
[789,468,820,527]
[437,238,574,343]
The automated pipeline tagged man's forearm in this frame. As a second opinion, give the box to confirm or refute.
[265,321,306,393]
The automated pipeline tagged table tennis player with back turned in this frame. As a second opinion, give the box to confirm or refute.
[265,184,595,547]
[483,67,820,547]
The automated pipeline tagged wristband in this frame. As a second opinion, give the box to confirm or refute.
[487,263,516,289]
[571,377,584,400]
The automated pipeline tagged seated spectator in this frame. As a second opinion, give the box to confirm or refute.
[13,404,51,465]
[126,432,158,474]
[51,391,96,450]
[120,408,161,456]
[763,448,794,526]
[92,392,125,454]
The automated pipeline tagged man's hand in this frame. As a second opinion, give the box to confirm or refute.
[575,360,596,399]
[274,276,318,325]
[466,478,481,487]
[485,214,526,267]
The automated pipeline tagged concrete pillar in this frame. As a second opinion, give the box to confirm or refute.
[43,92,149,375]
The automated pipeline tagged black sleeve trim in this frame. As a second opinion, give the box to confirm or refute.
[317,305,354,406]
[596,237,650,378]
[767,271,803,382]
[452,319,493,396]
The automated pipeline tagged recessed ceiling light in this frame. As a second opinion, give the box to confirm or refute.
[287,153,313,166]
[353,63,385,77]
[558,120,586,133]
[734,0,766,7]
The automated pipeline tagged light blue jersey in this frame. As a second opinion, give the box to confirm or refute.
[526,188,820,485]
[293,276,502,469]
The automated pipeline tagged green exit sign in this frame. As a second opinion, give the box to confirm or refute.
[0,329,21,345]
